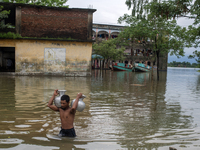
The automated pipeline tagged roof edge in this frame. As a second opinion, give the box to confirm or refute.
[0,37,95,43]
[0,2,96,12]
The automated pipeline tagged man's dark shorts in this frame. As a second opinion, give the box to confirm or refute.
[58,127,76,137]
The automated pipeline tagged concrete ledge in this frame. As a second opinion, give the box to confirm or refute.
[0,72,91,77]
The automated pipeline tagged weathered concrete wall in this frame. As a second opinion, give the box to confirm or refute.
[16,6,22,35]
[93,23,124,30]
[0,39,92,76]
[87,12,93,40]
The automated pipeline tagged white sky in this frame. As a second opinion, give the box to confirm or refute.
[66,0,194,26]
[66,0,198,63]
[66,0,131,25]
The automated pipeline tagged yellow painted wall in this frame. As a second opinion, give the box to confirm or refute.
[0,39,93,76]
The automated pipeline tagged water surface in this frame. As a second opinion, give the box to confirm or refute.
[0,67,200,150]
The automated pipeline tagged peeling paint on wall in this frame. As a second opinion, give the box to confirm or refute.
[0,39,93,76]
[44,48,66,73]
[65,60,89,72]
[16,59,44,73]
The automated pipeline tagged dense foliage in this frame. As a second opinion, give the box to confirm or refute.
[123,0,200,68]
[118,15,187,57]
[2,0,68,7]
[125,0,193,19]
[118,1,191,79]
[0,5,10,29]
[92,39,126,68]
[188,50,200,68]
[168,61,198,68]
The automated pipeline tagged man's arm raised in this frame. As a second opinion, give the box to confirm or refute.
[47,89,59,111]
[70,93,82,114]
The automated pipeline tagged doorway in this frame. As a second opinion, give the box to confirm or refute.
[0,47,15,72]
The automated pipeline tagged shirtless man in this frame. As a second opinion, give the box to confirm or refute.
[47,89,82,137]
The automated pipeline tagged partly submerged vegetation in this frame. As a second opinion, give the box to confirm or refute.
[168,61,199,68]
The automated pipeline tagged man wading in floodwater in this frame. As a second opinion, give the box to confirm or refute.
[48,89,82,137]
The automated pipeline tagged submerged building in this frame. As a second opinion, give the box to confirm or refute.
[0,2,96,76]
[92,23,168,71]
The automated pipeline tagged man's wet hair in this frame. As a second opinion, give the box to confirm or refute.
[61,95,70,103]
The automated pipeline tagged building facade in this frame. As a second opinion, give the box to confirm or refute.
[92,23,168,71]
[0,2,96,76]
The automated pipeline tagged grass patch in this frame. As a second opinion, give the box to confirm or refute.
[0,32,22,39]
[0,32,77,40]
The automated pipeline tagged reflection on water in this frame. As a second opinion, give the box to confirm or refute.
[0,68,200,149]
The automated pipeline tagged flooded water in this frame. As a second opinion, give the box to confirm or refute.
[0,67,200,150]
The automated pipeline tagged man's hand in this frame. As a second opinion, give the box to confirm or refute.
[47,89,59,111]
[71,93,83,113]
[76,93,82,99]
[53,89,59,96]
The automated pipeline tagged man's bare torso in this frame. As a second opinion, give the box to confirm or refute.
[59,107,75,129]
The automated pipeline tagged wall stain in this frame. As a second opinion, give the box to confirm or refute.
[0,39,92,76]
[16,60,44,72]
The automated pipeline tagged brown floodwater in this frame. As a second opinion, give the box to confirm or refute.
[0,68,200,150]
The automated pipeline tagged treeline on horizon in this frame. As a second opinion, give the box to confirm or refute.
[168,61,199,68]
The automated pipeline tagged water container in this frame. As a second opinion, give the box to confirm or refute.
[54,90,66,108]
[71,95,86,112]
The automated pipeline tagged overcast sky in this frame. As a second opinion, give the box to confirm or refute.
[67,0,194,26]
[66,0,197,63]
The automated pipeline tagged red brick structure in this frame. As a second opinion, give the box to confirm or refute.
[1,2,96,40]
[0,3,96,76]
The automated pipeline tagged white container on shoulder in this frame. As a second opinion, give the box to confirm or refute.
[54,90,66,108]
[71,95,86,112]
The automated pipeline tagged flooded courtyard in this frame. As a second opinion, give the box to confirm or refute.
[0,67,200,150]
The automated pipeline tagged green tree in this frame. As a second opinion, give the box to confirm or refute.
[192,62,198,68]
[187,1,200,48]
[118,4,188,80]
[2,0,68,7]
[189,50,200,69]
[190,0,200,24]
[125,0,151,18]
[168,61,198,68]
[124,0,200,67]
[125,0,200,44]
[0,5,10,29]
[93,39,126,69]
[0,5,22,38]
[125,0,192,19]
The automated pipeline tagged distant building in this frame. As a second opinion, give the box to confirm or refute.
[92,23,168,71]
[0,2,96,76]
[92,23,124,41]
